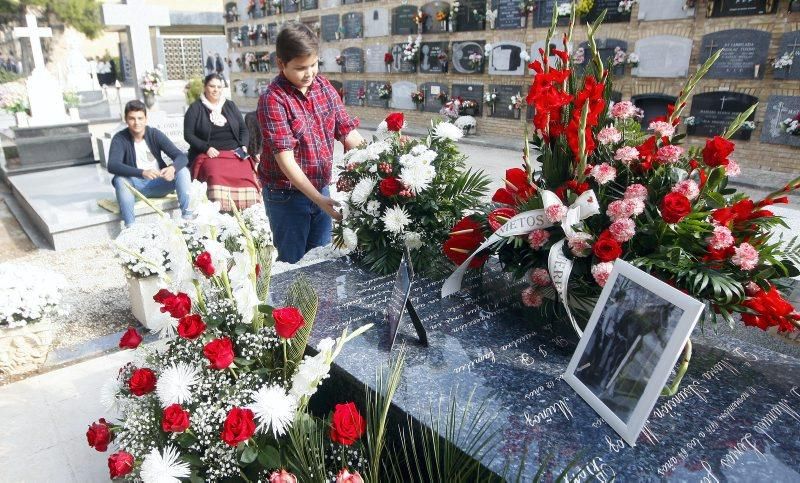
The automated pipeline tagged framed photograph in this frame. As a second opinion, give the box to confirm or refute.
[563,260,704,446]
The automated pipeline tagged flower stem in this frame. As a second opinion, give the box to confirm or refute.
[661,339,692,396]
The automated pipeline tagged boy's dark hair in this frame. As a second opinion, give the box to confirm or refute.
[275,22,319,63]
[244,111,263,156]
[124,100,147,118]
[203,73,224,85]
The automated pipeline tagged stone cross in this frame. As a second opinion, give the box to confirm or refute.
[13,12,52,73]
[719,95,731,110]
[704,39,720,60]
[787,38,800,73]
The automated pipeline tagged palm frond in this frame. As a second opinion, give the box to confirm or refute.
[284,275,320,366]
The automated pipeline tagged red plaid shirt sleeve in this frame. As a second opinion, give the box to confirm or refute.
[257,91,297,155]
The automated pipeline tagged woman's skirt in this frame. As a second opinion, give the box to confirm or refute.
[191,150,261,211]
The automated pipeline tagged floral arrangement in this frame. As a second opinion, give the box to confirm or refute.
[440,98,460,121]
[437,51,449,63]
[114,223,173,279]
[612,46,627,67]
[0,264,67,328]
[357,86,366,101]
[460,99,479,113]
[773,51,795,70]
[413,9,428,26]
[518,0,536,14]
[520,50,531,64]
[556,2,573,16]
[139,66,165,96]
[483,91,497,107]
[485,9,498,29]
[740,120,756,131]
[377,83,392,100]
[335,55,344,66]
[509,93,524,111]
[0,81,28,114]
[455,115,477,134]
[572,46,585,64]
[411,90,425,105]
[450,1,461,20]
[617,0,636,12]
[441,12,800,390]
[781,112,800,136]
[468,52,483,69]
[626,52,639,67]
[403,35,422,63]
[437,91,450,105]
[384,52,394,65]
[436,10,449,21]
[332,113,489,274]
[684,115,697,126]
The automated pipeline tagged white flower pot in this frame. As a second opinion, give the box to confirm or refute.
[127,275,166,330]
[68,107,80,121]
[14,111,28,127]
[0,320,54,376]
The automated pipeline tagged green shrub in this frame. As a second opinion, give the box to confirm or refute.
[184,77,203,105]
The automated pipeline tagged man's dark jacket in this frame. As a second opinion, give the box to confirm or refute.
[107,126,188,182]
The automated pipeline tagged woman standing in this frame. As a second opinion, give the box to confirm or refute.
[184,73,260,210]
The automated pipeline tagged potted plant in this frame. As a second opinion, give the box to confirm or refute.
[378,82,392,108]
[0,81,29,127]
[509,92,523,119]
[63,90,80,120]
[139,66,164,109]
[483,90,497,116]
[411,90,425,110]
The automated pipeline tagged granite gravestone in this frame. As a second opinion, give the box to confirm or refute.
[578,38,628,76]
[488,84,524,119]
[365,44,389,73]
[366,80,387,107]
[270,259,800,482]
[633,36,692,78]
[329,79,344,99]
[488,41,526,76]
[392,5,418,35]
[760,96,800,147]
[319,47,341,73]
[392,43,417,73]
[341,47,364,73]
[421,1,451,34]
[708,0,777,17]
[421,82,449,112]
[633,94,676,127]
[637,0,694,20]
[686,91,758,141]
[492,0,527,29]
[320,0,339,9]
[343,0,362,4]
[364,7,390,37]
[419,42,449,74]
[699,30,770,80]
[282,0,299,14]
[452,40,486,74]
[774,31,800,81]
[532,0,570,27]
[451,83,484,116]
[268,23,278,44]
[344,80,365,106]
[321,14,340,42]
[391,81,418,110]
[342,12,364,39]
[586,0,632,22]
[455,0,486,31]
[301,0,318,10]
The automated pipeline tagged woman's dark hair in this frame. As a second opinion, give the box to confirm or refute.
[275,22,319,63]
[124,99,147,118]
[244,111,262,156]
[203,73,225,85]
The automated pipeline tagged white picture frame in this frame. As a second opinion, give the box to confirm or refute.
[563,259,705,447]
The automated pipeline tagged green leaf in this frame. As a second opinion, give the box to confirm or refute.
[175,432,198,448]
[240,444,259,464]
[181,453,203,466]
[257,304,274,314]
[257,445,281,468]
[234,357,255,366]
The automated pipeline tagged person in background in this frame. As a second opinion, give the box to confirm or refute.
[107,100,193,227]
[215,53,227,87]
[205,51,215,77]
[184,73,260,211]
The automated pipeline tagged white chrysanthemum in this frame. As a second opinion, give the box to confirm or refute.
[432,121,464,141]
[375,121,390,140]
[290,353,331,400]
[234,281,260,325]
[186,180,209,212]
[400,163,436,194]
[382,205,411,234]
[365,141,391,160]
[149,310,179,338]
[404,231,423,251]
[157,363,201,408]
[454,116,477,129]
[316,337,336,352]
[346,148,370,165]
[365,200,381,217]
[410,144,427,155]
[398,153,417,167]
[248,385,298,437]
[140,445,191,483]
[100,376,123,414]
[350,177,377,205]
[342,228,358,251]
[416,149,437,165]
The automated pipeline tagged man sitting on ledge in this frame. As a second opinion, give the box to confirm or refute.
[108,100,193,227]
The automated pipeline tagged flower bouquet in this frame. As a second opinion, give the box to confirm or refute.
[378,83,392,108]
[468,52,483,70]
[509,93,524,118]
[357,86,366,106]
[441,10,800,392]
[773,52,795,70]
[384,51,394,73]
[139,67,165,96]
[332,112,490,274]
[411,90,425,110]
[0,81,28,114]
[483,91,497,115]
[403,35,421,64]
[781,112,800,136]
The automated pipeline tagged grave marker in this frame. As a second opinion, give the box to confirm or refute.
[419,42,449,74]
[452,40,486,74]
[488,41,526,76]
[699,30,770,79]
[687,91,758,141]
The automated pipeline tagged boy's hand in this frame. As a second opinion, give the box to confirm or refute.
[142,169,160,180]
[160,166,175,181]
[318,196,343,221]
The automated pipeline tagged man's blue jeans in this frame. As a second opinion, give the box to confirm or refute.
[112,167,192,227]
[262,186,332,264]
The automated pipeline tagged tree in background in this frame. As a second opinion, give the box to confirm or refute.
[0,0,103,39]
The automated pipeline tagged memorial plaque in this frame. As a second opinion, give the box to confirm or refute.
[492,0,526,29]
[633,36,692,78]
[341,47,364,73]
[451,83,484,116]
[419,42,449,74]
[267,23,278,44]
[321,14,340,42]
[342,0,362,4]
[283,0,299,14]
[319,47,341,73]
[320,0,339,9]
[774,31,800,81]
[699,30,770,80]
[391,81,418,110]
[343,80,365,107]
[488,41,526,76]
[366,80,387,108]
[686,91,758,141]
[364,7,390,37]
[365,44,389,73]
[392,5,418,35]
[301,0,318,10]
[637,0,694,20]
[342,12,363,39]
[421,82,449,113]
[585,0,631,22]
[708,0,777,17]
[760,95,800,147]
[329,79,344,99]
[452,40,486,74]
[632,94,677,127]
[488,84,524,119]
[532,0,570,27]
[239,25,251,47]
[391,43,417,73]
[455,0,486,31]
[421,1,451,34]
[578,38,627,77]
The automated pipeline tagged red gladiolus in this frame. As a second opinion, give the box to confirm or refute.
[330,402,366,446]
[204,337,235,370]
[273,306,306,339]
[526,61,573,139]
[379,177,403,197]
[741,285,800,333]
[221,407,256,446]
[107,451,134,479]
[118,327,142,349]
[566,75,605,161]
[128,368,157,396]
[712,199,773,227]
[86,418,112,452]
[702,136,735,167]
[566,180,590,195]
[385,112,404,132]
[194,251,215,277]
[660,192,691,224]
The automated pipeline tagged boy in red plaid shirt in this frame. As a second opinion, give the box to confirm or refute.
[257,22,364,263]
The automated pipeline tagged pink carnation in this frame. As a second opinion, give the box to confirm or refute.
[731,242,759,271]
[530,268,551,287]
[624,184,648,201]
[521,287,544,307]
[545,204,568,223]
[591,163,617,185]
[672,179,700,200]
[597,127,622,145]
[567,232,593,257]
[656,145,684,164]
[707,225,734,250]
[648,121,675,138]
[626,198,645,216]
[608,218,636,243]
[725,159,741,177]
[591,262,614,287]
[611,101,637,120]
[527,229,550,250]
[613,146,639,165]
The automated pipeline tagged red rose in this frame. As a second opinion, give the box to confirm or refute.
[159,292,192,319]
[329,402,366,446]
[269,469,299,483]
[86,418,112,452]
[129,368,157,396]
[336,469,364,483]
[702,136,735,167]
[107,451,134,479]
[487,207,517,232]
[178,314,206,339]
[118,327,142,349]
[660,192,692,224]
[385,112,404,132]
[204,337,235,369]
[379,177,403,197]
[273,307,306,339]
[221,407,256,446]
[162,404,191,433]
[593,231,622,262]
[153,288,172,303]
[194,251,215,277]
